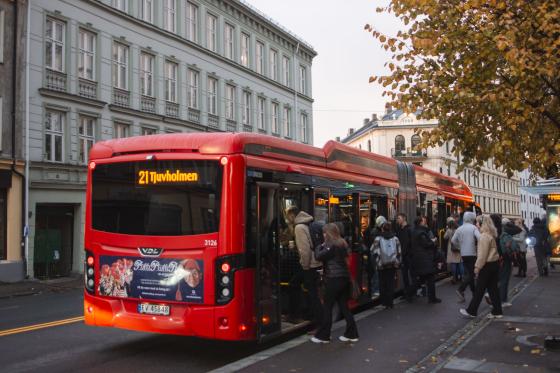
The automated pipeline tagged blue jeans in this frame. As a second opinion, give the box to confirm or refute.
[499,258,512,302]
[451,262,464,280]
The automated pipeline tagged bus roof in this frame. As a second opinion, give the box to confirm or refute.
[89,132,472,200]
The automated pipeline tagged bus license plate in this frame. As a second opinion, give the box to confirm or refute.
[138,303,170,316]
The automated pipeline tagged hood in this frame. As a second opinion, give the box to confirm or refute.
[503,222,522,236]
[381,231,395,239]
[376,216,387,228]
[295,211,314,225]
[463,211,476,224]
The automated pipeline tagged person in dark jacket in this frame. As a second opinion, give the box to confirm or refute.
[530,217,550,276]
[499,218,522,307]
[312,223,359,344]
[396,213,413,299]
[408,217,442,303]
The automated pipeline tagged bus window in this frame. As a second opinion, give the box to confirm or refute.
[330,192,355,244]
[359,194,371,238]
[92,160,222,235]
[313,189,329,224]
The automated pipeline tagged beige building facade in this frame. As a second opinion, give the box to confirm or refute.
[340,108,520,220]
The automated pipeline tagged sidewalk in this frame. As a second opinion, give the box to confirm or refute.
[0,275,83,299]
[214,259,558,372]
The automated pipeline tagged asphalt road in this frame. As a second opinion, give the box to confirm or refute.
[0,266,538,373]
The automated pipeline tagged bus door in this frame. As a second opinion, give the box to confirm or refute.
[255,182,282,341]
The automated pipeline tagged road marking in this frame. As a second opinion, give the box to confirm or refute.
[0,316,84,337]
[0,305,20,311]
[444,357,542,373]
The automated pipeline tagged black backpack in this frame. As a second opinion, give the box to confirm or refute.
[308,221,325,250]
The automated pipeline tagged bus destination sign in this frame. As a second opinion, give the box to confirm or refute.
[137,170,199,185]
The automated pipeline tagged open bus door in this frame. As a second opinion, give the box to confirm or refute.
[255,182,282,341]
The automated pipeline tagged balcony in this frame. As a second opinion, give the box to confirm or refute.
[226,119,237,132]
[391,148,428,162]
[112,88,130,108]
[165,102,179,118]
[140,95,156,113]
[188,108,201,123]
[45,69,67,92]
[208,114,219,129]
[78,78,97,99]
[243,124,253,133]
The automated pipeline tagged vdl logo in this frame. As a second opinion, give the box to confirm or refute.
[138,247,164,257]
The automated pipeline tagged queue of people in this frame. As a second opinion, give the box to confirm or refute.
[279,204,551,345]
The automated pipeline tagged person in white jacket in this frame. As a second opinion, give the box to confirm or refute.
[451,212,481,303]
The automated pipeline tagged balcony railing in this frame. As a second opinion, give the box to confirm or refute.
[243,124,253,133]
[140,95,156,113]
[112,88,130,108]
[226,119,237,132]
[208,114,219,129]
[78,78,97,99]
[188,108,201,123]
[45,69,67,92]
[391,148,428,158]
[165,102,179,118]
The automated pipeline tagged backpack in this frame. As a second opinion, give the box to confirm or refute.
[308,221,325,250]
[378,237,399,266]
[500,232,518,257]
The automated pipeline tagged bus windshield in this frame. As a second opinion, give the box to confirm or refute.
[92,160,222,236]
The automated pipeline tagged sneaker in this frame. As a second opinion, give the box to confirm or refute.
[456,290,465,303]
[428,298,442,304]
[484,293,491,305]
[501,302,512,308]
[487,313,503,319]
[459,308,475,318]
[339,335,359,343]
[310,336,330,344]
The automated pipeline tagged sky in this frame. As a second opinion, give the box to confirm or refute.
[246,0,401,147]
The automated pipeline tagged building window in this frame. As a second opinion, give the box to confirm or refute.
[188,69,199,109]
[45,110,64,162]
[186,2,198,42]
[112,0,127,12]
[367,140,371,152]
[78,29,95,80]
[282,56,290,86]
[301,113,308,143]
[141,127,157,135]
[447,164,451,176]
[257,97,265,130]
[46,18,65,72]
[411,134,421,150]
[207,77,217,115]
[224,23,234,60]
[269,49,278,81]
[163,0,176,33]
[78,116,95,164]
[225,84,235,120]
[139,0,153,23]
[206,14,217,52]
[272,102,279,134]
[113,122,129,138]
[240,33,250,67]
[242,91,251,125]
[112,42,128,90]
[164,61,178,102]
[256,41,264,74]
[0,10,4,64]
[283,106,291,137]
[140,52,154,97]
[395,135,405,152]
[0,187,5,260]
[299,65,306,94]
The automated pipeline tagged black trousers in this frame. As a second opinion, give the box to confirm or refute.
[315,277,358,340]
[458,256,476,294]
[401,258,411,291]
[379,268,396,307]
[409,273,437,301]
[517,252,527,276]
[466,261,502,316]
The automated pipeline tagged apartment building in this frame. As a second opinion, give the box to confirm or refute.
[26,0,316,278]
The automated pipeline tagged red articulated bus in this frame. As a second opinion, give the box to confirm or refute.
[83,132,474,342]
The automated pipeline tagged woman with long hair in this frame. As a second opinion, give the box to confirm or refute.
[460,215,503,318]
[311,223,359,343]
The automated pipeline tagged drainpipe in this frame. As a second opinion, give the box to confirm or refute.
[293,42,299,140]
[10,0,27,278]
[23,0,30,278]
